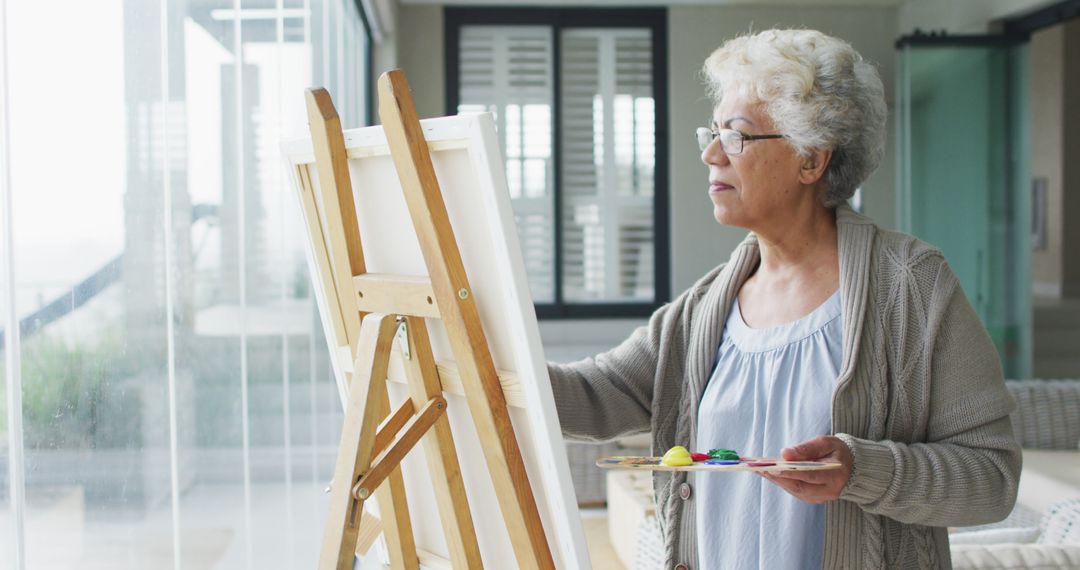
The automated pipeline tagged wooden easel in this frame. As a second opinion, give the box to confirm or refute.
[298,70,556,570]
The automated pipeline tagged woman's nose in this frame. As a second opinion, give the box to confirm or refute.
[701,136,729,166]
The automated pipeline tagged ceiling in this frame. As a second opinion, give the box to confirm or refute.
[398,0,906,6]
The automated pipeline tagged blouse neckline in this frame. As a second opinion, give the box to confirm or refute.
[727,289,842,353]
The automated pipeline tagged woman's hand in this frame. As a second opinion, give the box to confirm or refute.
[760,435,853,505]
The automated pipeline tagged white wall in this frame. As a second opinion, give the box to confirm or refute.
[1063,19,1080,298]
[369,4,444,119]
[1031,24,1064,297]
[394,4,445,119]
[371,0,400,94]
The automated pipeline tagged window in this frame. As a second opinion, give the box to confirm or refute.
[447,8,669,318]
[0,1,370,567]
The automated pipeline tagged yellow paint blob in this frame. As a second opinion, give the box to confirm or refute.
[661,445,693,467]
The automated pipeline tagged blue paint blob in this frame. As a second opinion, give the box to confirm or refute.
[704,459,740,465]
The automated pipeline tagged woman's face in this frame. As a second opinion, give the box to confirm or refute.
[701,94,807,230]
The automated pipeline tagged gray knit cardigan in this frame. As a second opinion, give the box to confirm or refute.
[547,206,1021,569]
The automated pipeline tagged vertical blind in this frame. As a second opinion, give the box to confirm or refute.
[459,26,557,304]
[458,24,656,307]
[560,29,655,303]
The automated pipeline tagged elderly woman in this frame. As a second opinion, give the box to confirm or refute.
[548,29,1020,569]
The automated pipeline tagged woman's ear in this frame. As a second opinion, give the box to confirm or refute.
[798,148,832,186]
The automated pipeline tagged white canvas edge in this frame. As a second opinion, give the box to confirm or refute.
[461,112,592,570]
[280,113,592,569]
[282,161,350,410]
[281,114,472,165]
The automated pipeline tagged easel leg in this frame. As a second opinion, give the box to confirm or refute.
[402,316,483,569]
[319,313,399,570]
[378,70,555,569]
[373,385,420,570]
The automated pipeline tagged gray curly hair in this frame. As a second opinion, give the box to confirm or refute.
[703,29,887,207]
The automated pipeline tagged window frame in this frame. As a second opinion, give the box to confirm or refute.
[445,7,670,319]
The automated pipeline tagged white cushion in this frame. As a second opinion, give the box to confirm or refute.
[952,544,1080,569]
[950,527,1041,545]
[1017,450,1080,515]
[606,470,655,569]
[1040,499,1080,545]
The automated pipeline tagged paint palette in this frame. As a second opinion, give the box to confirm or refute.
[595,456,843,473]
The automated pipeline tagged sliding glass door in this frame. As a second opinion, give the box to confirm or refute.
[896,37,1031,377]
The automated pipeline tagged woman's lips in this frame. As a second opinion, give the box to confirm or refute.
[709,182,733,193]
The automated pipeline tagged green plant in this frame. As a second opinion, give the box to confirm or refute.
[17,330,140,449]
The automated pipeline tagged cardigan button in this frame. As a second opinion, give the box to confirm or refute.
[679,482,692,500]
[675,564,689,570]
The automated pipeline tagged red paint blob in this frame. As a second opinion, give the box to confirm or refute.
[747,461,776,467]
[690,453,710,462]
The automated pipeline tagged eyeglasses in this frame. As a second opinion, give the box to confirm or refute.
[695,127,785,154]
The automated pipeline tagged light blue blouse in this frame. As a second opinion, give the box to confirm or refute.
[695,289,842,570]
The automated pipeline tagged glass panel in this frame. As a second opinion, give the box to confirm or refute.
[245,5,287,567]
[1010,44,1032,378]
[2,0,356,566]
[0,78,13,565]
[180,2,250,565]
[0,329,8,566]
[179,0,343,567]
[7,0,172,566]
[0,0,14,549]
[897,44,1030,377]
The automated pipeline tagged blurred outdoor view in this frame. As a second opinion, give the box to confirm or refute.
[0,0,369,567]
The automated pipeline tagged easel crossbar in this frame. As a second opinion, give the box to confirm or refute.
[354,274,440,318]
[372,399,416,458]
[355,395,446,500]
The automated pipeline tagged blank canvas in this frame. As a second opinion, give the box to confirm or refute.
[282,112,590,569]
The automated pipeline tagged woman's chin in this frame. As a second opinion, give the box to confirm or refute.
[711,203,737,226]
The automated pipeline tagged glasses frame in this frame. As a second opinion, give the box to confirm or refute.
[696,126,785,155]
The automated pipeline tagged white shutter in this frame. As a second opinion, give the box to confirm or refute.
[459,26,555,303]
[561,29,654,303]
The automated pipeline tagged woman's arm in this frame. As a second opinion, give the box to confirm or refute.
[546,275,707,443]
[836,281,1021,526]
[547,327,655,442]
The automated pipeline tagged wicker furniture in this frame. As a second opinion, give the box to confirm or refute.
[950,380,1080,568]
[951,498,1080,569]
[1007,380,1080,449]
[998,380,1080,517]
[566,434,650,507]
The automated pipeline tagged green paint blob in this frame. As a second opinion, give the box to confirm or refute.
[708,448,740,460]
